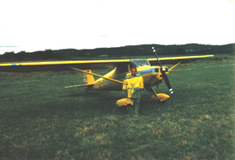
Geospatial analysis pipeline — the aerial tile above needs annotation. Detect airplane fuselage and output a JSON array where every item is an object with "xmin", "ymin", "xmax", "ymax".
[{"xmin": 88, "ymin": 65, "xmax": 168, "ymax": 91}]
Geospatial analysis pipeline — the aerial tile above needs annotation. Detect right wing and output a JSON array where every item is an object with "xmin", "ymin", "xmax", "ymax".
[{"xmin": 0, "ymin": 59, "xmax": 130, "ymax": 72}]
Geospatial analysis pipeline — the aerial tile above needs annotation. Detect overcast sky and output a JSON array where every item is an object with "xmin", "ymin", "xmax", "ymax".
[{"xmin": 0, "ymin": 0, "xmax": 234, "ymax": 54}]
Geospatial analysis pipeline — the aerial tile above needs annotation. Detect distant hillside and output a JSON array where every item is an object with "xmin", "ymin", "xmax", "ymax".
[
  {"xmin": 0, "ymin": 43, "xmax": 234, "ymax": 61},
  {"xmin": 50, "ymin": 43, "xmax": 234, "ymax": 58}
]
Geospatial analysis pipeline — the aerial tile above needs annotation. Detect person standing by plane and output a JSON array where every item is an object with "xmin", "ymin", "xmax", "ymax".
[{"xmin": 123, "ymin": 67, "xmax": 144, "ymax": 117}]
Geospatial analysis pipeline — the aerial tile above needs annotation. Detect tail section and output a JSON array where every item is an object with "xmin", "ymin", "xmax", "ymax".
[
  {"xmin": 83, "ymin": 70, "xmax": 95, "ymax": 84},
  {"xmin": 65, "ymin": 70, "xmax": 95, "ymax": 89}
]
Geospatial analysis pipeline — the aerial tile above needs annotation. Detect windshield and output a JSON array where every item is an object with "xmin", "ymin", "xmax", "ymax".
[{"xmin": 130, "ymin": 59, "xmax": 150, "ymax": 67}]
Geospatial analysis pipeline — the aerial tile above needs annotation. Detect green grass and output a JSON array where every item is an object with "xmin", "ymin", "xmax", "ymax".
[{"xmin": 0, "ymin": 55, "xmax": 234, "ymax": 159}]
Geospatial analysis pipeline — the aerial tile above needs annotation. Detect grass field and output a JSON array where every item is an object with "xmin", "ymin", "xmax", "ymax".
[{"xmin": 0, "ymin": 54, "xmax": 234, "ymax": 159}]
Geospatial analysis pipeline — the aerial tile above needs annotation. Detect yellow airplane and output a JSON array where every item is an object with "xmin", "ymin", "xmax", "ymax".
[{"xmin": 0, "ymin": 48, "xmax": 214, "ymax": 102}]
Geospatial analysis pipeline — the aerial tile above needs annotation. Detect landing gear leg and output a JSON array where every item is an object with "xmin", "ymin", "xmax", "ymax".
[
  {"xmin": 133, "ymin": 98, "xmax": 140, "ymax": 117},
  {"xmin": 127, "ymin": 104, "xmax": 134, "ymax": 116}
]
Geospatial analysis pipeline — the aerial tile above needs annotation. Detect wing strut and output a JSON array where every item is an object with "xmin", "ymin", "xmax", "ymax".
[{"xmin": 169, "ymin": 61, "xmax": 182, "ymax": 71}]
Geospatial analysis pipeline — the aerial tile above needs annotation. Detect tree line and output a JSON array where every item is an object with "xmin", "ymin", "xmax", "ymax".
[{"xmin": 0, "ymin": 43, "xmax": 234, "ymax": 62}]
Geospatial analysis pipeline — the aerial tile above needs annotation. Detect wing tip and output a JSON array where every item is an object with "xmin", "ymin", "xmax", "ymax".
[{"xmin": 207, "ymin": 55, "xmax": 214, "ymax": 57}]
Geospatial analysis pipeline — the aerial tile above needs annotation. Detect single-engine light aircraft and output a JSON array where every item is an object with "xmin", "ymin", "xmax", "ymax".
[{"xmin": 0, "ymin": 48, "xmax": 214, "ymax": 103}]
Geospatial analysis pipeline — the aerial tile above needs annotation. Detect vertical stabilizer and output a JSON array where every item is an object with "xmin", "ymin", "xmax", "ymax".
[{"xmin": 83, "ymin": 70, "xmax": 95, "ymax": 84}]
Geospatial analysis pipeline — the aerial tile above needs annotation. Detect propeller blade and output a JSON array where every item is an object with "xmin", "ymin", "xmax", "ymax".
[
  {"xmin": 161, "ymin": 70, "xmax": 173, "ymax": 94},
  {"xmin": 152, "ymin": 47, "xmax": 173, "ymax": 94},
  {"xmin": 152, "ymin": 47, "xmax": 162, "ymax": 68}
]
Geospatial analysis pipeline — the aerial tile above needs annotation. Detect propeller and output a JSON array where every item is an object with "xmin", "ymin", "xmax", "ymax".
[{"xmin": 152, "ymin": 47, "xmax": 173, "ymax": 94}]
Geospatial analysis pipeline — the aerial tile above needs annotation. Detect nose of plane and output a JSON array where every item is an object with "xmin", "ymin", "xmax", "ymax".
[
  {"xmin": 162, "ymin": 67, "xmax": 169, "ymax": 75},
  {"xmin": 155, "ymin": 66, "xmax": 169, "ymax": 79}
]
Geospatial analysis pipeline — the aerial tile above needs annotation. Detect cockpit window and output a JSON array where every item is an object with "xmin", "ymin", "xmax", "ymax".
[{"xmin": 130, "ymin": 59, "xmax": 150, "ymax": 68}]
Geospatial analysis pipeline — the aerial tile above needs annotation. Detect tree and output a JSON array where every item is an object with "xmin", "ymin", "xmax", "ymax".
[
  {"xmin": 3, "ymin": 51, "xmax": 15, "ymax": 60},
  {"xmin": 175, "ymin": 48, "xmax": 186, "ymax": 55}
]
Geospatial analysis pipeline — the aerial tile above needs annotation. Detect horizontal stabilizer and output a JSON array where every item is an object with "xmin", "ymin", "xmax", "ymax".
[{"xmin": 65, "ymin": 83, "xmax": 94, "ymax": 88}]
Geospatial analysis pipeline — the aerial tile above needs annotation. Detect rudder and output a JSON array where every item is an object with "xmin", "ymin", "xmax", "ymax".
[{"xmin": 83, "ymin": 70, "xmax": 95, "ymax": 84}]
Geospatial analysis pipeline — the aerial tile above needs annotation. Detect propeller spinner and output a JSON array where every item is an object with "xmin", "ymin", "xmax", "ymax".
[{"xmin": 152, "ymin": 47, "xmax": 173, "ymax": 94}]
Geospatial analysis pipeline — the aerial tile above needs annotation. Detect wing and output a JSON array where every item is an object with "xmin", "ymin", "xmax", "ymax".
[
  {"xmin": 0, "ymin": 59, "xmax": 130, "ymax": 72},
  {"xmin": 0, "ymin": 55, "xmax": 214, "ymax": 72},
  {"xmin": 148, "ymin": 55, "xmax": 214, "ymax": 65}
]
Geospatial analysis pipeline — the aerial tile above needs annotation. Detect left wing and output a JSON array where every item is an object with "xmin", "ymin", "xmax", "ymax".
[
  {"xmin": 0, "ymin": 55, "xmax": 214, "ymax": 72},
  {"xmin": 148, "ymin": 55, "xmax": 214, "ymax": 65}
]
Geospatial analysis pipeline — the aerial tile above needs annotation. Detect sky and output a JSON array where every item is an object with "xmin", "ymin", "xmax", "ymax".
[{"xmin": 0, "ymin": 0, "xmax": 234, "ymax": 54}]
